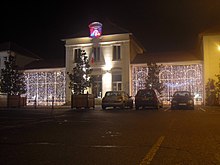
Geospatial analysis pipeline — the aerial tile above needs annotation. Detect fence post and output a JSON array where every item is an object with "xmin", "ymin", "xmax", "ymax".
[
  {"xmin": 52, "ymin": 96, "xmax": 54, "ymax": 109},
  {"xmin": 34, "ymin": 97, "xmax": 37, "ymax": 109}
]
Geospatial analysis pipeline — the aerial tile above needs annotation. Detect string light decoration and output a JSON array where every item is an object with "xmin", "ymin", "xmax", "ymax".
[
  {"xmin": 24, "ymin": 69, "xmax": 66, "ymax": 106},
  {"xmin": 132, "ymin": 64, "xmax": 203, "ymax": 104}
]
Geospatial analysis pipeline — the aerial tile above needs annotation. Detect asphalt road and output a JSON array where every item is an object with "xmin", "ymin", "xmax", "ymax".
[{"xmin": 0, "ymin": 106, "xmax": 220, "ymax": 165}]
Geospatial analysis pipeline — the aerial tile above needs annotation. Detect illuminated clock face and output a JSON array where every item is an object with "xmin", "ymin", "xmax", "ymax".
[{"xmin": 90, "ymin": 27, "xmax": 102, "ymax": 38}]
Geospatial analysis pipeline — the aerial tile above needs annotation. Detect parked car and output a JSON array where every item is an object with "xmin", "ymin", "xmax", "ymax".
[
  {"xmin": 102, "ymin": 91, "xmax": 133, "ymax": 110},
  {"xmin": 135, "ymin": 89, "xmax": 163, "ymax": 110},
  {"xmin": 171, "ymin": 91, "xmax": 194, "ymax": 110}
]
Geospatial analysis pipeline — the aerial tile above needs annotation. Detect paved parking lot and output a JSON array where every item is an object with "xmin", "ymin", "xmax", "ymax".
[{"xmin": 0, "ymin": 105, "xmax": 220, "ymax": 164}]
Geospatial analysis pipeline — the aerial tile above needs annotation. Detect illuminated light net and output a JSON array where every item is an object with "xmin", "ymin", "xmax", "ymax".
[
  {"xmin": 24, "ymin": 69, "xmax": 66, "ymax": 106},
  {"xmin": 132, "ymin": 64, "xmax": 203, "ymax": 104}
]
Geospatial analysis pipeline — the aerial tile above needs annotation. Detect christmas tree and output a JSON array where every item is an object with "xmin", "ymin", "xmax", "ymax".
[
  {"xmin": 0, "ymin": 55, "xmax": 26, "ymax": 95},
  {"xmin": 67, "ymin": 49, "xmax": 93, "ymax": 94},
  {"xmin": 145, "ymin": 62, "xmax": 164, "ymax": 93}
]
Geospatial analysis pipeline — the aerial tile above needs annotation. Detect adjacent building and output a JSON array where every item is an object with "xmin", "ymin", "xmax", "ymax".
[
  {"xmin": 200, "ymin": 26, "xmax": 220, "ymax": 102},
  {"xmin": 131, "ymin": 51, "xmax": 203, "ymax": 104},
  {"xmin": 0, "ymin": 42, "xmax": 66, "ymax": 106},
  {"xmin": 0, "ymin": 42, "xmax": 40, "ymax": 70}
]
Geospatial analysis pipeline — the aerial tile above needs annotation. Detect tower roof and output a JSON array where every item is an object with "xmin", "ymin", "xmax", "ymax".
[{"xmin": 199, "ymin": 25, "xmax": 220, "ymax": 36}]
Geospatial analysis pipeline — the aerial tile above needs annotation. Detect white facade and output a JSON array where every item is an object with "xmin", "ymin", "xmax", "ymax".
[
  {"xmin": 202, "ymin": 33, "xmax": 220, "ymax": 104},
  {"xmin": 64, "ymin": 33, "xmax": 144, "ymax": 102}
]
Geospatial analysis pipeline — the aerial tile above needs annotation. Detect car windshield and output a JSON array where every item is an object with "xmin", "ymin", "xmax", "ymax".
[
  {"xmin": 174, "ymin": 91, "xmax": 191, "ymax": 97},
  {"xmin": 137, "ymin": 90, "xmax": 155, "ymax": 97},
  {"xmin": 105, "ymin": 91, "xmax": 122, "ymax": 97}
]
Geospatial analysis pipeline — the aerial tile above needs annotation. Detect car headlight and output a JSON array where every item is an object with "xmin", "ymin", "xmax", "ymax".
[{"xmin": 188, "ymin": 100, "xmax": 193, "ymax": 104}]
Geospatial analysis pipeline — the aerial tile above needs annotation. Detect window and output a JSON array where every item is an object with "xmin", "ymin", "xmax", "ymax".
[
  {"xmin": 74, "ymin": 49, "xmax": 81, "ymax": 62},
  {"xmin": 113, "ymin": 45, "xmax": 121, "ymax": 61},
  {"xmin": 92, "ymin": 47, "xmax": 101, "ymax": 62},
  {"xmin": 4, "ymin": 56, "xmax": 8, "ymax": 62},
  {"xmin": 112, "ymin": 74, "xmax": 122, "ymax": 91},
  {"xmin": 1, "ymin": 56, "xmax": 8, "ymax": 68},
  {"xmin": 113, "ymin": 82, "xmax": 122, "ymax": 91}
]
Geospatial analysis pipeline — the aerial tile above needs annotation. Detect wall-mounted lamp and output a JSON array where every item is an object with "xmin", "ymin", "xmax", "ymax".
[{"xmin": 103, "ymin": 57, "xmax": 112, "ymax": 72}]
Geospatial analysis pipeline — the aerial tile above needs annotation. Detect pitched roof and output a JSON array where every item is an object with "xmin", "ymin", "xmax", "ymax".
[
  {"xmin": 199, "ymin": 25, "xmax": 220, "ymax": 36},
  {"xmin": 23, "ymin": 58, "xmax": 65, "ymax": 70},
  {"xmin": 0, "ymin": 42, "xmax": 41, "ymax": 59},
  {"xmin": 63, "ymin": 19, "xmax": 130, "ymax": 39},
  {"xmin": 131, "ymin": 50, "xmax": 202, "ymax": 64}
]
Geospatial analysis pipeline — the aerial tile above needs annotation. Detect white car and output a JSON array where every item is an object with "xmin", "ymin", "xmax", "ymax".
[{"xmin": 102, "ymin": 91, "xmax": 133, "ymax": 110}]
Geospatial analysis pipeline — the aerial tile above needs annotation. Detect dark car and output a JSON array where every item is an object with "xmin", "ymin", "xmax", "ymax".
[
  {"xmin": 102, "ymin": 91, "xmax": 133, "ymax": 110},
  {"xmin": 171, "ymin": 91, "xmax": 194, "ymax": 110},
  {"xmin": 135, "ymin": 89, "xmax": 163, "ymax": 110}
]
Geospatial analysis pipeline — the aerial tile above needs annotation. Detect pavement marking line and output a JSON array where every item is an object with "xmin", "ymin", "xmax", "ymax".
[
  {"xmin": 199, "ymin": 107, "xmax": 206, "ymax": 112},
  {"xmin": 140, "ymin": 136, "xmax": 165, "ymax": 165},
  {"xmin": 163, "ymin": 107, "xmax": 170, "ymax": 111}
]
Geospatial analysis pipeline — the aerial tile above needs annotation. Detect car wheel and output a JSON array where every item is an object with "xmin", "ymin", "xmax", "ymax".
[
  {"xmin": 120, "ymin": 103, "xmax": 125, "ymax": 109},
  {"xmin": 129, "ymin": 102, "xmax": 133, "ymax": 109},
  {"xmin": 135, "ymin": 105, "xmax": 139, "ymax": 110}
]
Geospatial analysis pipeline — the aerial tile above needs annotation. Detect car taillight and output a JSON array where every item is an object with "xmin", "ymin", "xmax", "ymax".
[{"xmin": 117, "ymin": 96, "xmax": 123, "ymax": 101}]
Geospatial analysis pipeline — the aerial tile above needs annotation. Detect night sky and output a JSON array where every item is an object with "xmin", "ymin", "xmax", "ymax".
[{"xmin": 1, "ymin": 0, "xmax": 220, "ymax": 59}]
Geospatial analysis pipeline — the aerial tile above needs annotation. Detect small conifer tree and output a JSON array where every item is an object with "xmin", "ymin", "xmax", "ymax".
[
  {"xmin": 67, "ymin": 49, "xmax": 93, "ymax": 94},
  {"xmin": 0, "ymin": 55, "xmax": 26, "ymax": 95},
  {"xmin": 205, "ymin": 78, "xmax": 216, "ymax": 105},
  {"xmin": 145, "ymin": 62, "xmax": 164, "ymax": 93}
]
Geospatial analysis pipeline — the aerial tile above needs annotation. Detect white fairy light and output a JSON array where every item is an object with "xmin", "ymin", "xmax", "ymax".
[
  {"xmin": 132, "ymin": 64, "xmax": 203, "ymax": 103},
  {"xmin": 24, "ymin": 70, "xmax": 66, "ymax": 106}
]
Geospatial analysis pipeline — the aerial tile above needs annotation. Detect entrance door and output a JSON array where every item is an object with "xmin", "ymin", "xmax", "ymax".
[{"xmin": 92, "ymin": 75, "xmax": 102, "ymax": 98}]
